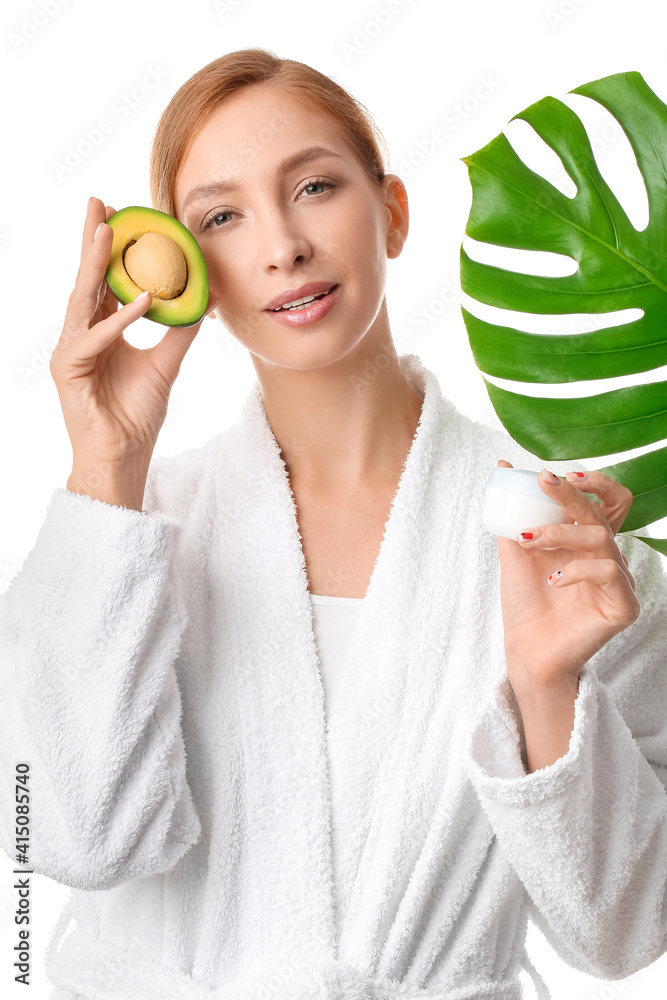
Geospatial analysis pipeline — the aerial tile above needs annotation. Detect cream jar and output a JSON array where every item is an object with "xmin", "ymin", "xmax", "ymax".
[{"xmin": 482, "ymin": 467, "xmax": 570, "ymax": 541}]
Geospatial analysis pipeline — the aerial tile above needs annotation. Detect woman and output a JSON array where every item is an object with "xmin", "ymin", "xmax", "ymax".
[{"xmin": 2, "ymin": 48, "xmax": 667, "ymax": 1000}]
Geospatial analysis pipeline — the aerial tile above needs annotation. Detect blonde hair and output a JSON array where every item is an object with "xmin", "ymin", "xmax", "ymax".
[{"xmin": 149, "ymin": 47, "xmax": 390, "ymax": 218}]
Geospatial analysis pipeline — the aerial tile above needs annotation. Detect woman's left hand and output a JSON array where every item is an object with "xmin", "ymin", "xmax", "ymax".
[{"xmin": 497, "ymin": 460, "xmax": 641, "ymax": 693}]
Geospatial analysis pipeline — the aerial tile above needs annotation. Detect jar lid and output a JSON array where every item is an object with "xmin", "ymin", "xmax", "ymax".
[{"xmin": 487, "ymin": 467, "xmax": 561, "ymax": 506}]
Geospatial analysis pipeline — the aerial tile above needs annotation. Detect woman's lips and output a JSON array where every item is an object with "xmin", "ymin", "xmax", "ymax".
[
  {"xmin": 263, "ymin": 284, "xmax": 339, "ymax": 327},
  {"xmin": 264, "ymin": 280, "xmax": 337, "ymax": 310}
]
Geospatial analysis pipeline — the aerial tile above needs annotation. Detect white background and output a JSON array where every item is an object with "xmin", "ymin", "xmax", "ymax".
[{"xmin": 1, "ymin": 0, "xmax": 667, "ymax": 997}]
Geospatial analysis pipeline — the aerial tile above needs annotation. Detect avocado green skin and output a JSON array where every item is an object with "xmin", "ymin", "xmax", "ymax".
[{"xmin": 104, "ymin": 206, "xmax": 209, "ymax": 328}]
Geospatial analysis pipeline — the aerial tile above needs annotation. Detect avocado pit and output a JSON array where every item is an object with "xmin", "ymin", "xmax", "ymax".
[{"xmin": 123, "ymin": 231, "xmax": 187, "ymax": 300}]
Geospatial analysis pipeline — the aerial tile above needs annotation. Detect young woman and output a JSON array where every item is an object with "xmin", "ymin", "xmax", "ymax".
[{"xmin": 2, "ymin": 48, "xmax": 667, "ymax": 1000}]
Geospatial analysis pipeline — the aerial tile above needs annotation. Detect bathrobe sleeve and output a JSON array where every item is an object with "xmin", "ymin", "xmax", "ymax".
[
  {"xmin": 467, "ymin": 532, "xmax": 667, "ymax": 980},
  {"xmin": 0, "ymin": 487, "xmax": 201, "ymax": 891}
]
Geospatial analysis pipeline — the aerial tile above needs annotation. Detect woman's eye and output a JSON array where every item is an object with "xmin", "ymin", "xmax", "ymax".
[
  {"xmin": 299, "ymin": 179, "xmax": 336, "ymax": 197},
  {"xmin": 199, "ymin": 179, "xmax": 336, "ymax": 232},
  {"xmin": 201, "ymin": 210, "xmax": 234, "ymax": 231}
]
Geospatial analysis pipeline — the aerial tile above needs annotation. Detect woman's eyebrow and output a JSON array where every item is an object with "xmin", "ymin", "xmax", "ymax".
[{"xmin": 181, "ymin": 146, "xmax": 344, "ymax": 212}]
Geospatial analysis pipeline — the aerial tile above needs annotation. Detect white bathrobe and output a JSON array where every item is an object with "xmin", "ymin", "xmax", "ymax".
[{"xmin": 1, "ymin": 353, "xmax": 666, "ymax": 1000}]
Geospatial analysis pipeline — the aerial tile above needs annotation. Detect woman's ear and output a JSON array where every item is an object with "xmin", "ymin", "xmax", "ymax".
[{"xmin": 381, "ymin": 174, "xmax": 409, "ymax": 259}]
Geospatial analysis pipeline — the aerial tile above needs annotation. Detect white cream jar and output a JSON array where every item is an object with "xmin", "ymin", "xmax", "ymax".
[{"xmin": 482, "ymin": 467, "xmax": 570, "ymax": 541}]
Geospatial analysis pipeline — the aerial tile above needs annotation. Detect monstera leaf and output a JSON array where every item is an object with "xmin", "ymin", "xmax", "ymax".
[{"xmin": 460, "ymin": 70, "xmax": 667, "ymax": 555}]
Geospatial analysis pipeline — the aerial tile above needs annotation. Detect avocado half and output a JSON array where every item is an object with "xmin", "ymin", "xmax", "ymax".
[{"xmin": 105, "ymin": 206, "xmax": 209, "ymax": 327}]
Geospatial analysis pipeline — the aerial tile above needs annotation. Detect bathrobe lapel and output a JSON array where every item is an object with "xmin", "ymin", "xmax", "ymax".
[{"xmin": 216, "ymin": 354, "xmax": 503, "ymax": 974}]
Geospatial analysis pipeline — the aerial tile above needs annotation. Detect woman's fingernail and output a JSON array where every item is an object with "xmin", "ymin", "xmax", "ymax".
[
  {"xmin": 518, "ymin": 529, "xmax": 540, "ymax": 541},
  {"xmin": 566, "ymin": 471, "xmax": 588, "ymax": 481},
  {"xmin": 134, "ymin": 290, "xmax": 151, "ymax": 302},
  {"xmin": 548, "ymin": 570, "xmax": 563, "ymax": 585},
  {"xmin": 542, "ymin": 469, "xmax": 561, "ymax": 485},
  {"xmin": 94, "ymin": 222, "xmax": 105, "ymax": 241}
]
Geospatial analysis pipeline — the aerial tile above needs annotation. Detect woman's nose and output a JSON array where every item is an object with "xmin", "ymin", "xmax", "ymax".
[{"xmin": 258, "ymin": 210, "xmax": 312, "ymax": 270}]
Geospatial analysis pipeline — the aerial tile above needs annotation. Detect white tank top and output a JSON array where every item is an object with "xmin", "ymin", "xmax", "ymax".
[{"xmin": 309, "ymin": 593, "xmax": 364, "ymax": 717}]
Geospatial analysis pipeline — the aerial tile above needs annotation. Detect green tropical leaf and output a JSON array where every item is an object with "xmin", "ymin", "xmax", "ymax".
[
  {"xmin": 597, "ymin": 444, "xmax": 667, "ymax": 531},
  {"xmin": 460, "ymin": 69, "xmax": 667, "ymax": 548},
  {"xmin": 631, "ymin": 535, "xmax": 667, "ymax": 556}
]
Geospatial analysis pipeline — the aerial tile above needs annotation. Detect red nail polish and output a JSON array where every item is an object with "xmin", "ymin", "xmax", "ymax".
[
  {"xmin": 520, "ymin": 532, "xmax": 534, "ymax": 540},
  {"xmin": 574, "ymin": 472, "xmax": 586, "ymax": 478}
]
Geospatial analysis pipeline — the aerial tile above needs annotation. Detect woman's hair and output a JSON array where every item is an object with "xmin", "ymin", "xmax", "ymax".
[{"xmin": 149, "ymin": 47, "xmax": 390, "ymax": 218}]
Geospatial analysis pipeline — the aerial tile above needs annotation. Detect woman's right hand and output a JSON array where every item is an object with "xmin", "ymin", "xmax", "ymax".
[{"xmin": 50, "ymin": 196, "xmax": 206, "ymax": 508}]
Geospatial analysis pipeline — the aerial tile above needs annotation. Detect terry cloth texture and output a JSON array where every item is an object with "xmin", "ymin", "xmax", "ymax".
[{"xmin": 1, "ymin": 354, "xmax": 666, "ymax": 1000}]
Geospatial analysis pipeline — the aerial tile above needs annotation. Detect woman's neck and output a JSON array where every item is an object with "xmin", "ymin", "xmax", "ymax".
[{"xmin": 253, "ymin": 336, "xmax": 423, "ymax": 495}]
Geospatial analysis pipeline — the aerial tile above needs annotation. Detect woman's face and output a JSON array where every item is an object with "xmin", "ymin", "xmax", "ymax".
[{"xmin": 174, "ymin": 83, "xmax": 408, "ymax": 370}]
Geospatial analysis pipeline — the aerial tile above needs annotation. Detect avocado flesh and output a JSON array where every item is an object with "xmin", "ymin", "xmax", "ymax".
[{"xmin": 105, "ymin": 206, "xmax": 209, "ymax": 327}]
